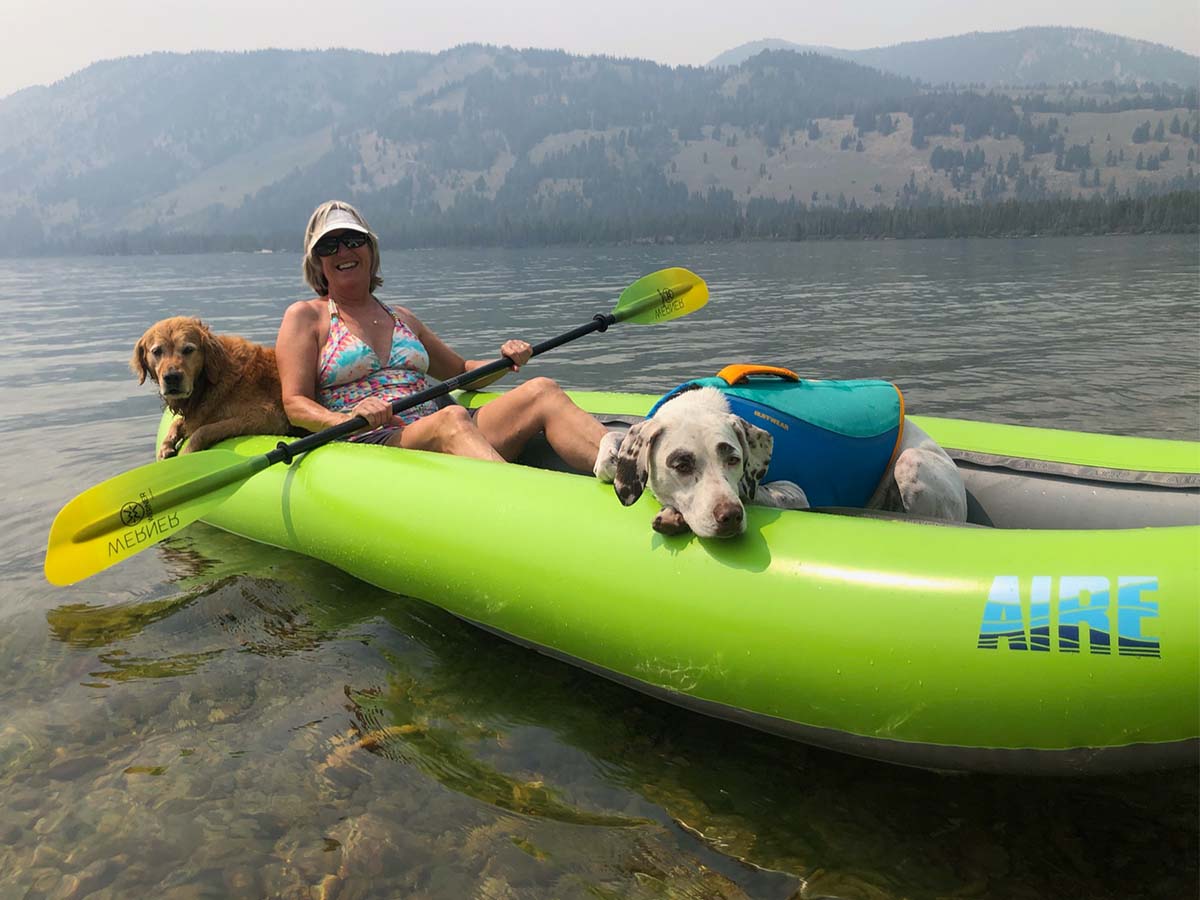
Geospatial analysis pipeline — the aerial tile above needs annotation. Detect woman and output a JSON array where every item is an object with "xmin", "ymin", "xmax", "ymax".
[{"xmin": 276, "ymin": 200, "xmax": 611, "ymax": 472}]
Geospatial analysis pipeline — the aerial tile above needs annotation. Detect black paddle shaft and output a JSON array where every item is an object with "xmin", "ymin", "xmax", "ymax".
[{"xmin": 266, "ymin": 313, "xmax": 616, "ymax": 465}]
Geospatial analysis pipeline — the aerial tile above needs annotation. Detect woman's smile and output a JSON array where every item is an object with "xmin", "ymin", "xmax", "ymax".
[{"xmin": 322, "ymin": 239, "xmax": 371, "ymax": 290}]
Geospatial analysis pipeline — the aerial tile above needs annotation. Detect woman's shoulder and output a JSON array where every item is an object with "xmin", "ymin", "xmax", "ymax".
[
  {"xmin": 283, "ymin": 297, "xmax": 326, "ymax": 322},
  {"xmin": 384, "ymin": 300, "xmax": 416, "ymax": 316},
  {"xmin": 387, "ymin": 303, "xmax": 423, "ymax": 328}
]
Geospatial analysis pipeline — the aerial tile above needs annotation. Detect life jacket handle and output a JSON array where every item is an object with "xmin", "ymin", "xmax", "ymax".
[{"xmin": 715, "ymin": 364, "xmax": 801, "ymax": 385}]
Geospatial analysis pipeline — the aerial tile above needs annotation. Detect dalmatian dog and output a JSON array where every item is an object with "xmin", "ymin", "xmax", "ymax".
[
  {"xmin": 593, "ymin": 385, "xmax": 967, "ymax": 537},
  {"xmin": 593, "ymin": 386, "xmax": 808, "ymax": 537}
]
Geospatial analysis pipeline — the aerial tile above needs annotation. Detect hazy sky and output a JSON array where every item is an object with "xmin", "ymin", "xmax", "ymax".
[{"xmin": 3, "ymin": 0, "xmax": 1197, "ymax": 99}]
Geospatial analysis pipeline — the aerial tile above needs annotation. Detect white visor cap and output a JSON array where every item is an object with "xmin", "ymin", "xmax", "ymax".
[{"xmin": 307, "ymin": 209, "xmax": 370, "ymax": 255}]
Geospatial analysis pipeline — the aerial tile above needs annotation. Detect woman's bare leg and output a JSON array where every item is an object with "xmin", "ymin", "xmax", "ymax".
[
  {"xmin": 390, "ymin": 405, "xmax": 504, "ymax": 461},
  {"xmin": 473, "ymin": 377, "xmax": 607, "ymax": 472}
]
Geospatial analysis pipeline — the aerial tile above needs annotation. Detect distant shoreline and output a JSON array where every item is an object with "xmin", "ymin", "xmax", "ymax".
[
  {"xmin": 10, "ymin": 190, "xmax": 1197, "ymax": 259},
  {"xmin": 9, "ymin": 231, "xmax": 1198, "ymax": 261}
]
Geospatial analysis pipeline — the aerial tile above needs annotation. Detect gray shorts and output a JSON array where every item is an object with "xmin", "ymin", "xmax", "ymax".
[{"xmin": 341, "ymin": 395, "xmax": 477, "ymax": 445}]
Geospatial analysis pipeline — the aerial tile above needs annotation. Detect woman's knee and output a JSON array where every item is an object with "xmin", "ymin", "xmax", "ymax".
[
  {"xmin": 515, "ymin": 376, "xmax": 566, "ymax": 406},
  {"xmin": 431, "ymin": 404, "xmax": 475, "ymax": 436},
  {"xmin": 402, "ymin": 405, "xmax": 477, "ymax": 451}
]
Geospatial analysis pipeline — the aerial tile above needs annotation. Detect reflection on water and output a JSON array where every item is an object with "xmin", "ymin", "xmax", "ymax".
[
  {"xmin": 2, "ymin": 238, "xmax": 1197, "ymax": 898},
  {"xmin": 340, "ymin": 684, "xmax": 651, "ymax": 828},
  {"xmin": 48, "ymin": 594, "xmax": 198, "ymax": 648}
]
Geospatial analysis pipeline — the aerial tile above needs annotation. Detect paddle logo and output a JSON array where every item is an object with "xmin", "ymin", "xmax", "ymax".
[
  {"xmin": 652, "ymin": 286, "xmax": 685, "ymax": 320},
  {"xmin": 977, "ymin": 575, "xmax": 1161, "ymax": 658},
  {"xmin": 108, "ymin": 490, "xmax": 181, "ymax": 558},
  {"xmin": 120, "ymin": 499, "xmax": 148, "ymax": 526}
]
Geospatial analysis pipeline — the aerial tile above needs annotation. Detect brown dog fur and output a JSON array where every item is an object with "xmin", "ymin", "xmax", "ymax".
[{"xmin": 131, "ymin": 316, "xmax": 293, "ymax": 459}]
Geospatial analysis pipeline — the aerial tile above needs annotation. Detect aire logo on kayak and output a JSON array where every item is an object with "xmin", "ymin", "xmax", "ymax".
[{"xmin": 977, "ymin": 576, "xmax": 1160, "ymax": 658}]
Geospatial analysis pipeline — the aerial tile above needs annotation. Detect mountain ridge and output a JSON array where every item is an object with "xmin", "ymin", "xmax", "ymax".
[
  {"xmin": 707, "ymin": 27, "xmax": 1200, "ymax": 87},
  {"xmin": 0, "ymin": 42, "xmax": 1196, "ymax": 254}
]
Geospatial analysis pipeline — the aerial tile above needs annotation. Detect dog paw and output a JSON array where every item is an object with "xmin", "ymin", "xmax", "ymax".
[
  {"xmin": 157, "ymin": 444, "xmax": 178, "ymax": 461},
  {"xmin": 652, "ymin": 507, "xmax": 691, "ymax": 535},
  {"xmin": 893, "ymin": 448, "xmax": 968, "ymax": 522},
  {"xmin": 757, "ymin": 480, "xmax": 810, "ymax": 510},
  {"xmin": 593, "ymin": 430, "xmax": 622, "ymax": 482}
]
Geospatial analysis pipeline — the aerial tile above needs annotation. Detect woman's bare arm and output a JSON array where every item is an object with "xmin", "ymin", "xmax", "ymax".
[{"xmin": 400, "ymin": 307, "xmax": 529, "ymax": 390}]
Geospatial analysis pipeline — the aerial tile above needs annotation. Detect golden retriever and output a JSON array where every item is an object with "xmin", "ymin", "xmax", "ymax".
[{"xmin": 131, "ymin": 316, "xmax": 292, "ymax": 460}]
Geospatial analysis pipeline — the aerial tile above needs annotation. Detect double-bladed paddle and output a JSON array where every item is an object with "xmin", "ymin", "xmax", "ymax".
[{"xmin": 45, "ymin": 267, "xmax": 708, "ymax": 586}]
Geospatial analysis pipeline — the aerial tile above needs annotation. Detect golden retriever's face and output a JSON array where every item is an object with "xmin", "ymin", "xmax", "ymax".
[{"xmin": 131, "ymin": 317, "xmax": 222, "ymax": 402}]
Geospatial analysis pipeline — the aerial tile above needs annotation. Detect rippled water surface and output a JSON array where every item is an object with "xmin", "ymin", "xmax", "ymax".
[{"xmin": 1, "ymin": 237, "xmax": 1197, "ymax": 898}]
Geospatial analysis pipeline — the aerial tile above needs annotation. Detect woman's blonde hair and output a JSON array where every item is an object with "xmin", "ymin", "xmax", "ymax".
[{"xmin": 301, "ymin": 200, "xmax": 383, "ymax": 296}]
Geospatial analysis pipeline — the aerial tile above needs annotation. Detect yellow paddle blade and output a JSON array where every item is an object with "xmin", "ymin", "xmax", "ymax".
[
  {"xmin": 612, "ymin": 267, "xmax": 708, "ymax": 324},
  {"xmin": 45, "ymin": 449, "xmax": 263, "ymax": 586}
]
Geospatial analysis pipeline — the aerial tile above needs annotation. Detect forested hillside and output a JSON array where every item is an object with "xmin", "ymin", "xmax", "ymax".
[
  {"xmin": 0, "ymin": 44, "xmax": 1196, "ymax": 255},
  {"xmin": 709, "ymin": 28, "xmax": 1200, "ymax": 87}
]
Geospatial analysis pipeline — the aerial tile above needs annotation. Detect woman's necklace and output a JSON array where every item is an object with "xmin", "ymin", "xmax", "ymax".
[{"xmin": 338, "ymin": 295, "xmax": 381, "ymax": 325}]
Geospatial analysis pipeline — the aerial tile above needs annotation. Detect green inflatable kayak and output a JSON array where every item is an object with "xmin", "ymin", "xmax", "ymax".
[{"xmin": 157, "ymin": 391, "xmax": 1200, "ymax": 775}]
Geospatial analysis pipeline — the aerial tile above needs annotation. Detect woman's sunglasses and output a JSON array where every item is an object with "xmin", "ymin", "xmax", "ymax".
[{"xmin": 313, "ymin": 233, "xmax": 368, "ymax": 257}]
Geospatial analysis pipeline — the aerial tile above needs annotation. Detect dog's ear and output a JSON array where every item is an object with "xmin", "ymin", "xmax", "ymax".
[
  {"xmin": 199, "ymin": 325, "xmax": 231, "ymax": 387},
  {"xmin": 731, "ymin": 416, "xmax": 773, "ymax": 501},
  {"xmin": 130, "ymin": 332, "xmax": 153, "ymax": 384},
  {"xmin": 613, "ymin": 419, "xmax": 662, "ymax": 506}
]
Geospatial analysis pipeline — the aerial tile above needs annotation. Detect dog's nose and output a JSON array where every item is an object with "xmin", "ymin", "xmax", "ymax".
[
  {"xmin": 713, "ymin": 500, "xmax": 744, "ymax": 536},
  {"xmin": 162, "ymin": 371, "xmax": 183, "ymax": 392}
]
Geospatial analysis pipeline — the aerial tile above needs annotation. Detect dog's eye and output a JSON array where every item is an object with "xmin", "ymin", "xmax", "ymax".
[
  {"xmin": 181, "ymin": 345, "xmax": 196, "ymax": 355},
  {"xmin": 715, "ymin": 442, "xmax": 741, "ymax": 468},
  {"xmin": 150, "ymin": 347, "xmax": 163, "ymax": 358},
  {"xmin": 668, "ymin": 453, "xmax": 695, "ymax": 474}
]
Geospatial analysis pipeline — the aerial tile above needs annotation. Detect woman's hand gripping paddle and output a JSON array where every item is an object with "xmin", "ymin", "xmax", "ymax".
[{"xmin": 44, "ymin": 267, "xmax": 708, "ymax": 586}]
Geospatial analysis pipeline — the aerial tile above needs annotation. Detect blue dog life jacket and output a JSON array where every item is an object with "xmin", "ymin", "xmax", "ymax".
[{"xmin": 646, "ymin": 365, "xmax": 905, "ymax": 508}]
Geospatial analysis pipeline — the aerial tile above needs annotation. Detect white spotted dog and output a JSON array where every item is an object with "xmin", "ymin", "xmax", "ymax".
[
  {"xmin": 593, "ymin": 386, "xmax": 809, "ymax": 537},
  {"xmin": 593, "ymin": 383, "xmax": 968, "ymax": 537},
  {"xmin": 863, "ymin": 420, "xmax": 969, "ymax": 523}
]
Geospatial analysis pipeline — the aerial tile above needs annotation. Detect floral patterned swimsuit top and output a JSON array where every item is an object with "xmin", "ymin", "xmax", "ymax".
[{"xmin": 317, "ymin": 297, "xmax": 441, "ymax": 425}]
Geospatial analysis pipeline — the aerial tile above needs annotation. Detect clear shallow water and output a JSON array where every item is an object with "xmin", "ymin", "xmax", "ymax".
[{"xmin": 1, "ymin": 237, "xmax": 1197, "ymax": 898}]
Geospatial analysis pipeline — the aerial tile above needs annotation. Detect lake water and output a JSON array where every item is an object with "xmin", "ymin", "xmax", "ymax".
[{"xmin": 1, "ymin": 236, "xmax": 1197, "ymax": 898}]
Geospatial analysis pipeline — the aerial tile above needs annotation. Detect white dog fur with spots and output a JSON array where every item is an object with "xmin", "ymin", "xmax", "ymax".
[{"xmin": 593, "ymin": 385, "xmax": 967, "ymax": 537}]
